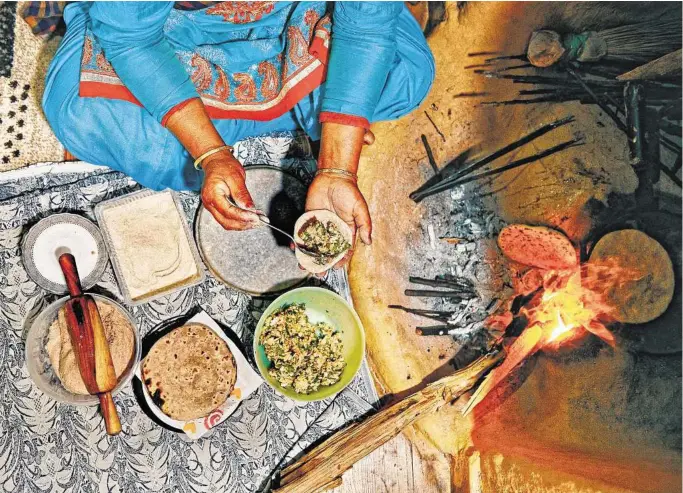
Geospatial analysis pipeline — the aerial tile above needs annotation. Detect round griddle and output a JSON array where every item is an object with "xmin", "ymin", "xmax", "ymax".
[
  {"xmin": 195, "ymin": 166, "xmax": 309, "ymax": 295},
  {"xmin": 22, "ymin": 213, "xmax": 108, "ymax": 294}
]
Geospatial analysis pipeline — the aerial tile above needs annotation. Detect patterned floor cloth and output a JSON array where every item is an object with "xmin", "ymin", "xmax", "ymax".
[
  {"xmin": 0, "ymin": 132, "xmax": 378, "ymax": 493},
  {"xmin": 0, "ymin": 3, "xmax": 64, "ymax": 172}
]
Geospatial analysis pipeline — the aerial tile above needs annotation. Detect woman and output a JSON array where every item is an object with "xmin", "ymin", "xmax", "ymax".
[{"xmin": 42, "ymin": 1, "xmax": 434, "ymax": 266}]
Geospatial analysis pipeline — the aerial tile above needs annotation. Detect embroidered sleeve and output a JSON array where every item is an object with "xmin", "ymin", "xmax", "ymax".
[
  {"xmin": 89, "ymin": 2, "xmax": 198, "ymax": 123},
  {"xmin": 322, "ymin": 2, "xmax": 403, "ymax": 121}
]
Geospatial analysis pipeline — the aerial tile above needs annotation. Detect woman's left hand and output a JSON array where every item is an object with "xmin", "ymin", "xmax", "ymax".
[
  {"xmin": 305, "ymin": 122, "xmax": 374, "ymax": 270},
  {"xmin": 305, "ymin": 172, "xmax": 372, "ymax": 269}
]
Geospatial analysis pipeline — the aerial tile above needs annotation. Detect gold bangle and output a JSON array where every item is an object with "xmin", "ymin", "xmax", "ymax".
[
  {"xmin": 315, "ymin": 168, "xmax": 357, "ymax": 182},
  {"xmin": 193, "ymin": 145, "xmax": 234, "ymax": 170}
]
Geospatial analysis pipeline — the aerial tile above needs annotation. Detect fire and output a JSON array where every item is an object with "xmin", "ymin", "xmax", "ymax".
[
  {"xmin": 547, "ymin": 312, "xmax": 573, "ymax": 343},
  {"xmin": 467, "ymin": 256, "xmax": 640, "ymax": 415},
  {"xmin": 512, "ymin": 262, "xmax": 631, "ymax": 350}
]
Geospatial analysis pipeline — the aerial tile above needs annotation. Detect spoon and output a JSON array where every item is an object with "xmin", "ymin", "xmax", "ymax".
[{"xmin": 224, "ymin": 196, "xmax": 324, "ymax": 258}]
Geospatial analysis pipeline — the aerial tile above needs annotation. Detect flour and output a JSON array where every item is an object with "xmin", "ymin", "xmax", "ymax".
[{"xmin": 101, "ymin": 191, "xmax": 199, "ymax": 301}]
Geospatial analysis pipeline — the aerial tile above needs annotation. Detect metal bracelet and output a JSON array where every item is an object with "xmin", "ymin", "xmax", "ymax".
[
  {"xmin": 193, "ymin": 145, "xmax": 234, "ymax": 170},
  {"xmin": 315, "ymin": 168, "xmax": 358, "ymax": 182}
]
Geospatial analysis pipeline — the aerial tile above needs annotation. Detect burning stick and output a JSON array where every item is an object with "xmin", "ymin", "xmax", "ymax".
[
  {"xmin": 463, "ymin": 325, "xmax": 543, "ymax": 415},
  {"xmin": 274, "ymin": 351, "xmax": 504, "ymax": 493},
  {"xmin": 408, "ymin": 275, "xmax": 474, "ymax": 290},
  {"xmin": 410, "ymin": 148, "xmax": 473, "ymax": 199},
  {"xmin": 388, "ymin": 305, "xmax": 453, "ymax": 323},
  {"xmin": 404, "ymin": 289, "xmax": 475, "ymax": 299},
  {"xmin": 413, "ymin": 135, "xmax": 582, "ymax": 201},
  {"xmin": 416, "ymin": 321, "xmax": 485, "ymax": 337}
]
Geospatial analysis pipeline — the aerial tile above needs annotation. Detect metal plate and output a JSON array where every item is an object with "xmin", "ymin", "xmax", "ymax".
[
  {"xmin": 21, "ymin": 213, "xmax": 108, "ymax": 294},
  {"xmin": 195, "ymin": 166, "xmax": 309, "ymax": 296}
]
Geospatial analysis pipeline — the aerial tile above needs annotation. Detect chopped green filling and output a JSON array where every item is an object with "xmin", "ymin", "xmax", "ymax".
[
  {"xmin": 299, "ymin": 219, "xmax": 351, "ymax": 265},
  {"xmin": 260, "ymin": 304, "xmax": 346, "ymax": 394}
]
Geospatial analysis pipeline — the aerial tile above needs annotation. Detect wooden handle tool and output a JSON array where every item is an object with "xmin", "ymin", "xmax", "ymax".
[{"xmin": 59, "ymin": 253, "xmax": 122, "ymax": 435}]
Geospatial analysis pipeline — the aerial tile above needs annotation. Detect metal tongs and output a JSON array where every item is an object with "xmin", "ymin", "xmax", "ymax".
[{"xmin": 224, "ymin": 196, "xmax": 324, "ymax": 258}]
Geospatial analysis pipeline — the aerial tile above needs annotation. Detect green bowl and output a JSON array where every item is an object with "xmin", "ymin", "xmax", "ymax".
[{"xmin": 253, "ymin": 287, "xmax": 366, "ymax": 402}]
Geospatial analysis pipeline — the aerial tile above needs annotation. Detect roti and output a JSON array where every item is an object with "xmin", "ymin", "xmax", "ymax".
[
  {"xmin": 588, "ymin": 229, "xmax": 675, "ymax": 324},
  {"xmin": 294, "ymin": 210, "xmax": 353, "ymax": 274},
  {"xmin": 141, "ymin": 324, "xmax": 237, "ymax": 421},
  {"xmin": 498, "ymin": 224, "xmax": 577, "ymax": 270}
]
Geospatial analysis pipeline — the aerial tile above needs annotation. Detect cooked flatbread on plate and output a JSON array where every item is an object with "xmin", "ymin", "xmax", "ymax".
[{"xmin": 141, "ymin": 323, "xmax": 237, "ymax": 421}]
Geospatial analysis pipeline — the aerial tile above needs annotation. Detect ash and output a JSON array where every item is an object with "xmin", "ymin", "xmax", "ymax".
[{"xmin": 406, "ymin": 184, "xmax": 511, "ymax": 349}]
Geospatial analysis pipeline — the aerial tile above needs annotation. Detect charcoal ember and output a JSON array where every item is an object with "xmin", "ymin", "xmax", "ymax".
[
  {"xmin": 520, "ymin": 268, "xmax": 544, "ymax": 293},
  {"xmin": 511, "ymin": 287, "xmax": 543, "ymax": 314},
  {"xmin": 504, "ymin": 315, "xmax": 529, "ymax": 337}
]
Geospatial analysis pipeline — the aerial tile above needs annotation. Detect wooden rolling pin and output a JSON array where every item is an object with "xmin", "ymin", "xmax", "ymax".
[{"xmin": 58, "ymin": 253, "xmax": 122, "ymax": 435}]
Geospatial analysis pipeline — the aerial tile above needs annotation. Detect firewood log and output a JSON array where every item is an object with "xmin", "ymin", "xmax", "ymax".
[{"xmin": 274, "ymin": 351, "xmax": 504, "ymax": 493}]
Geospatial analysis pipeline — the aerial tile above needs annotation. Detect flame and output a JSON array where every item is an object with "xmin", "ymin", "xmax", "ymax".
[
  {"xmin": 517, "ymin": 263, "xmax": 629, "ymax": 350},
  {"xmin": 547, "ymin": 312, "xmax": 574, "ymax": 343}
]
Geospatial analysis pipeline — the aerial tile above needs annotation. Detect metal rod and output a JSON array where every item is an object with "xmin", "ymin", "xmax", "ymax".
[
  {"xmin": 412, "ymin": 116, "xmax": 575, "ymax": 202},
  {"xmin": 421, "ymin": 135, "xmax": 439, "ymax": 175},
  {"xmin": 567, "ymin": 66, "xmax": 627, "ymax": 132},
  {"xmin": 444, "ymin": 138, "xmax": 584, "ymax": 188}
]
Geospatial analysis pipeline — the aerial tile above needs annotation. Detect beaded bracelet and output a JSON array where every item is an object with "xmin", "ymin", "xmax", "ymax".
[{"xmin": 193, "ymin": 145, "xmax": 234, "ymax": 170}]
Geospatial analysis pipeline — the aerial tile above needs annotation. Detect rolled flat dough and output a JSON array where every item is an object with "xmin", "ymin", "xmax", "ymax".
[{"xmin": 102, "ymin": 192, "xmax": 199, "ymax": 301}]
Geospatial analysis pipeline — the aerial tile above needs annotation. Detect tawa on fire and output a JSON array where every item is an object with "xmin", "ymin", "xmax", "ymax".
[{"xmin": 0, "ymin": 2, "xmax": 680, "ymax": 492}]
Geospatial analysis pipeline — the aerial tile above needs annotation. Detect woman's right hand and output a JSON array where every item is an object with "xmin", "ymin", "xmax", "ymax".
[{"xmin": 200, "ymin": 150, "xmax": 261, "ymax": 230}]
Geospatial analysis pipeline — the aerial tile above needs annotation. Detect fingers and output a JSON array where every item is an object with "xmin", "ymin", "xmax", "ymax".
[
  {"xmin": 353, "ymin": 195, "xmax": 372, "ymax": 245},
  {"xmin": 333, "ymin": 248, "xmax": 354, "ymax": 270},
  {"xmin": 203, "ymin": 181, "xmax": 260, "ymax": 230},
  {"xmin": 230, "ymin": 177, "xmax": 257, "ymax": 211},
  {"xmin": 363, "ymin": 130, "xmax": 375, "ymax": 146},
  {"xmin": 205, "ymin": 203, "xmax": 256, "ymax": 231}
]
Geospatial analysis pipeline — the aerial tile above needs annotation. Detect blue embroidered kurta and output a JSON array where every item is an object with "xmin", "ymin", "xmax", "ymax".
[{"xmin": 42, "ymin": 1, "xmax": 435, "ymax": 191}]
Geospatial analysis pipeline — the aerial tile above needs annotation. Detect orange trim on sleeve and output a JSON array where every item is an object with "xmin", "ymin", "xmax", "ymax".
[
  {"xmin": 319, "ymin": 111, "xmax": 370, "ymax": 130},
  {"xmin": 161, "ymin": 98, "xmax": 199, "ymax": 127}
]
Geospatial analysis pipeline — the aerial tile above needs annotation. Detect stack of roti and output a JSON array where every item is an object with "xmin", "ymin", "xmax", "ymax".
[
  {"xmin": 46, "ymin": 299, "xmax": 135, "ymax": 395},
  {"xmin": 141, "ymin": 324, "xmax": 237, "ymax": 421}
]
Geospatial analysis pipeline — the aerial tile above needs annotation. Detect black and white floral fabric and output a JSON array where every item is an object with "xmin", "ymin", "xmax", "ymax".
[{"xmin": 0, "ymin": 132, "xmax": 377, "ymax": 492}]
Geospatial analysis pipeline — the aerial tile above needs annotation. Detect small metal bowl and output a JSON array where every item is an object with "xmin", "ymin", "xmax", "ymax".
[{"xmin": 25, "ymin": 294, "xmax": 141, "ymax": 405}]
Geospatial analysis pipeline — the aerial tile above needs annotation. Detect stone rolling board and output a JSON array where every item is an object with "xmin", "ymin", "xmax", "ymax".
[{"xmin": 196, "ymin": 165, "xmax": 309, "ymax": 295}]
